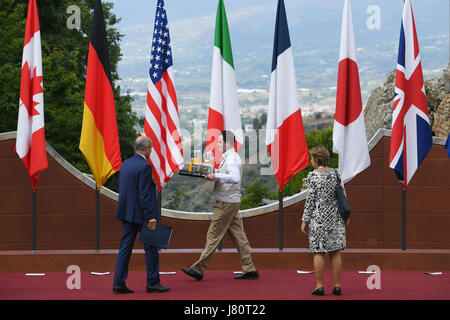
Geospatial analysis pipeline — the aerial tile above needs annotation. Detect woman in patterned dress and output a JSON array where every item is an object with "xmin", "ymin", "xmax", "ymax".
[{"xmin": 301, "ymin": 146, "xmax": 349, "ymax": 296}]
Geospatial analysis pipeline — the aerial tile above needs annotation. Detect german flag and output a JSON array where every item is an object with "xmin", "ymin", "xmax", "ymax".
[{"xmin": 79, "ymin": 0, "xmax": 121, "ymax": 188}]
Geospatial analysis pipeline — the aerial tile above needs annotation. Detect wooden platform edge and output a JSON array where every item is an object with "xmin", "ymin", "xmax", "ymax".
[{"xmin": 1, "ymin": 249, "xmax": 449, "ymax": 273}]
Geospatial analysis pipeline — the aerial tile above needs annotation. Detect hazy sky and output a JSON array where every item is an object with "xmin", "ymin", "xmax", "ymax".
[
  {"xmin": 108, "ymin": 0, "xmax": 449, "ymax": 68},
  {"xmin": 108, "ymin": 0, "xmax": 449, "ymax": 96}
]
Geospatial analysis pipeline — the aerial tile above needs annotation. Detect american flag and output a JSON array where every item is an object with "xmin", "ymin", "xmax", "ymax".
[
  {"xmin": 144, "ymin": 0, "xmax": 184, "ymax": 191},
  {"xmin": 389, "ymin": 0, "xmax": 432, "ymax": 188}
]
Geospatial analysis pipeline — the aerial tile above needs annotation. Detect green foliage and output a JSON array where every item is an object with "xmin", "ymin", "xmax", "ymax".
[
  {"xmin": 0, "ymin": 0, "xmax": 27, "ymax": 132},
  {"xmin": 253, "ymin": 117, "xmax": 262, "ymax": 131},
  {"xmin": 274, "ymin": 126, "xmax": 338, "ymax": 197},
  {"xmin": 0, "ymin": 1, "xmax": 139, "ymax": 191},
  {"xmin": 240, "ymin": 178, "xmax": 270, "ymax": 210},
  {"xmin": 240, "ymin": 126, "xmax": 337, "ymax": 209},
  {"xmin": 252, "ymin": 113, "xmax": 267, "ymax": 131},
  {"xmin": 166, "ymin": 187, "xmax": 187, "ymax": 210}
]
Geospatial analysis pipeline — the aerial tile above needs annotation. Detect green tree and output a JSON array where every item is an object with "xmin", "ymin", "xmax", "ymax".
[
  {"xmin": 240, "ymin": 179, "xmax": 270, "ymax": 210},
  {"xmin": 260, "ymin": 113, "xmax": 267, "ymax": 128},
  {"xmin": 166, "ymin": 187, "xmax": 187, "ymax": 210},
  {"xmin": 252, "ymin": 117, "xmax": 261, "ymax": 130},
  {"xmin": 0, "ymin": 0, "xmax": 27, "ymax": 131},
  {"xmin": 240, "ymin": 126, "xmax": 337, "ymax": 208},
  {"xmin": 269, "ymin": 126, "xmax": 337, "ymax": 198},
  {"xmin": 0, "ymin": 0, "xmax": 139, "ymax": 191}
]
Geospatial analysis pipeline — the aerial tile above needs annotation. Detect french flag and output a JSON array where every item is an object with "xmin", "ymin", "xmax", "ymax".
[
  {"xmin": 265, "ymin": 0, "xmax": 309, "ymax": 191},
  {"xmin": 332, "ymin": 0, "xmax": 370, "ymax": 183},
  {"xmin": 389, "ymin": 0, "xmax": 432, "ymax": 188}
]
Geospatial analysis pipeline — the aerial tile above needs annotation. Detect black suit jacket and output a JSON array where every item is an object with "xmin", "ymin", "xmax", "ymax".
[{"xmin": 116, "ymin": 154, "xmax": 159, "ymax": 224}]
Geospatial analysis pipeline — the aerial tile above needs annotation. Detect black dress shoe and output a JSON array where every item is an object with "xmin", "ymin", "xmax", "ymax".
[
  {"xmin": 311, "ymin": 287, "xmax": 324, "ymax": 296},
  {"xmin": 332, "ymin": 287, "xmax": 341, "ymax": 296},
  {"xmin": 234, "ymin": 270, "xmax": 259, "ymax": 279},
  {"xmin": 147, "ymin": 283, "xmax": 170, "ymax": 293},
  {"xmin": 181, "ymin": 267, "xmax": 203, "ymax": 281},
  {"xmin": 112, "ymin": 285, "xmax": 134, "ymax": 294}
]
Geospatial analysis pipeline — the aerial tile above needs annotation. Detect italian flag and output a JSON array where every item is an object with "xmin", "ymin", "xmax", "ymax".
[{"xmin": 206, "ymin": 0, "xmax": 243, "ymax": 166}]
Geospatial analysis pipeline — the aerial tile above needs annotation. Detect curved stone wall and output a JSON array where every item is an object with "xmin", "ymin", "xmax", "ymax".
[{"xmin": 0, "ymin": 130, "xmax": 448, "ymax": 250}]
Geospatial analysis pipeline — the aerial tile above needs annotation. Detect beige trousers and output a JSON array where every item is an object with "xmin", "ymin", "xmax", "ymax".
[{"xmin": 191, "ymin": 201, "xmax": 256, "ymax": 276}]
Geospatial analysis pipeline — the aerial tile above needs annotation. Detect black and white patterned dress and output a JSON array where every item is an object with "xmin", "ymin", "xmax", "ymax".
[{"xmin": 302, "ymin": 169, "xmax": 346, "ymax": 253}]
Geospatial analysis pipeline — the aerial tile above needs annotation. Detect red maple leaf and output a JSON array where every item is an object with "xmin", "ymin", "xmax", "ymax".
[{"xmin": 20, "ymin": 62, "xmax": 43, "ymax": 117}]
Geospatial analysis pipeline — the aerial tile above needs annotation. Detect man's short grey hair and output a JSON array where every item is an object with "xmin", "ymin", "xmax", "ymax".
[{"xmin": 135, "ymin": 136, "xmax": 152, "ymax": 151}]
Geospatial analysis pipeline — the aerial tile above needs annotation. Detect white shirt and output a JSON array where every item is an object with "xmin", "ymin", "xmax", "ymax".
[{"xmin": 214, "ymin": 148, "xmax": 241, "ymax": 184}]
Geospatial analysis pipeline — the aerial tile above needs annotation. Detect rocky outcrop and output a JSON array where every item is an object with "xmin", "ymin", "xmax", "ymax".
[
  {"xmin": 364, "ymin": 65, "xmax": 450, "ymax": 141},
  {"xmin": 433, "ymin": 94, "xmax": 450, "ymax": 138},
  {"xmin": 426, "ymin": 66, "xmax": 448, "ymax": 137},
  {"xmin": 364, "ymin": 70, "xmax": 396, "ymax": 141}
]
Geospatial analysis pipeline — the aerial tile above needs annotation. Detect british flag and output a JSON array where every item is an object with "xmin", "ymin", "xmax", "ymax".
[
  {"xmin": 389, "ymin": 0, "xmax": 432, "ymax": 189},
  {"xmin": 144, "ymin": 0, "xmax": 184, "ymax": 191}
]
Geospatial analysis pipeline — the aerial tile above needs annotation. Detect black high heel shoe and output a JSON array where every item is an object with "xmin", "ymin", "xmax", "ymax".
[
  {"xmin": 312, "ymin": 287, "xmax": 324, "ymax": 296},
  {"xmin": 332, "ymin": 287, "xmax": 341, "ymax": 296}
]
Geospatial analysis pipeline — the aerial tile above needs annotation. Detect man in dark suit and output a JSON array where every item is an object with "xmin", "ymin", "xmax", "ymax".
[{"xmin": 113, "ymin": 136, "xmax": 170, "ymax": 293}]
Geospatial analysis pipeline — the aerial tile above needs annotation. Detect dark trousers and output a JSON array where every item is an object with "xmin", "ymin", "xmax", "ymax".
[{"xmin": 113, "ymin": 220, "xmax": 160, "ymax": 286}]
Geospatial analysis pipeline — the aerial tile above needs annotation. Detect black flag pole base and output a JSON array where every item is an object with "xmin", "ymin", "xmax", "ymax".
[
  {"xmin": 401, "ymin": 187, "xmax": 406, "ymax": 251},
  {"xmin": 95, "ymin": 187, "xmax": 100, "ymax": 252},
  {"xmin": 279, "ymin": 189, "xmax": 283, "ymax": 251},
  {"xmin": 32, "ymin": 189, "xmax": 37, "ymax": 252}
]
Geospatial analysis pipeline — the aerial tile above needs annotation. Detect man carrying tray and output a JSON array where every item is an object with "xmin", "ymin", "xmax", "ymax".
[{"xmin": 181, "ymin": 130, "xmax": 259, "ymax": 281}]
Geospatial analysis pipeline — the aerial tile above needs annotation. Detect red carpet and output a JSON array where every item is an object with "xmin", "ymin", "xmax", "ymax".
[{"xmin": 1, "ymin": 269, "xmax": 449, "ymax": 300}]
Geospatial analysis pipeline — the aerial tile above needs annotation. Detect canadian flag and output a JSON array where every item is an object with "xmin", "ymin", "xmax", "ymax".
[
  {"xmin": 16, "ymin": 0, "xmax": 47, "ymax": 191},
  {"xmin": 332, "ymin": 0, "xmax": 370, "ymax": 183}
]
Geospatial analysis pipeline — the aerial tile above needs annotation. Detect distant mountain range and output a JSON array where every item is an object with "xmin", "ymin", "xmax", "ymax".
[
  {"xmin": 111, "ymin": 0, "xmax": 448, "ymax": 107},
  {"xmin": 107, "ymin": 0, "xmax": 449, "ymax": 212}
]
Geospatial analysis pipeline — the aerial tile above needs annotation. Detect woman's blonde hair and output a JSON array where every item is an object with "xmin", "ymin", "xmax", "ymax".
[{"xmin": 309, "ymin": 146, "xmax": 330, "ymax": 167}]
